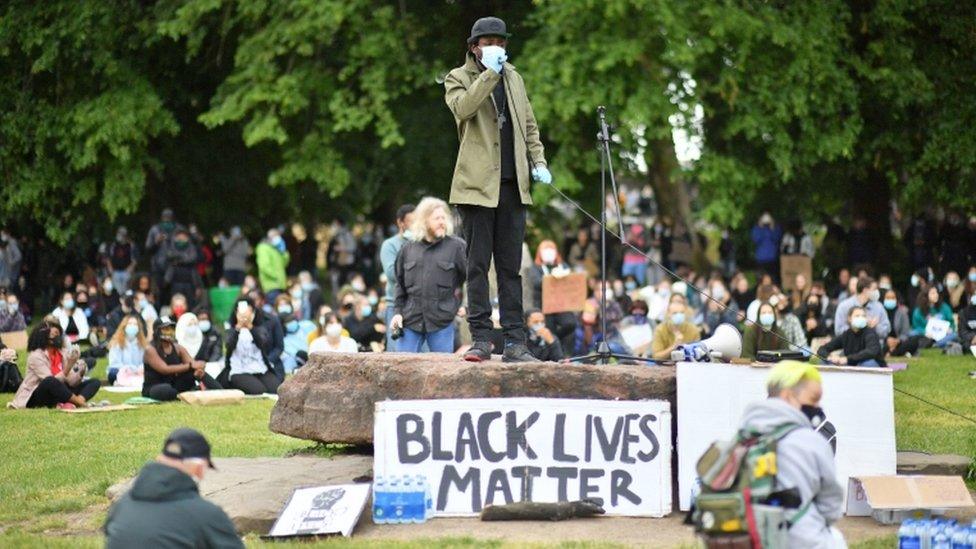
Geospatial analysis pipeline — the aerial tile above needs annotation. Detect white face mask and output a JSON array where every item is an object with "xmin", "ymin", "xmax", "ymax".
[
  {"xmin": 540, "ymin": 248, "xmax": 557, "ymax": 264},
  {"xmin": 325, "ymin": 324, "xmax": 342, "ymax": 338}
]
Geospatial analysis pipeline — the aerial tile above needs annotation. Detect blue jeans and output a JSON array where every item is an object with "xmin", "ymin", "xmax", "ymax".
[
  {"xmin": 621, "ymin": 262, "xmax": 647, "ymax": 285},
  {"xmin": 854, "ymin": 359, "xmax": 881, "ymax": 367},
  {"xmin": 934, "ymin": 333, "xmax": 959, "ymax": 348},
  {"xmin": 385, "ymin": 306, "xmax": 397, "ymax": 352},
  {"xmin": 400, "ymin": 323, "xmax": 455, "ymax": 353}
]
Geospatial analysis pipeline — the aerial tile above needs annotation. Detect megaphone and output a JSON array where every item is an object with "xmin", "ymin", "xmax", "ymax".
[{"xmin": 670, "ymin": 323, "xmax": 742, "ymax": 363}]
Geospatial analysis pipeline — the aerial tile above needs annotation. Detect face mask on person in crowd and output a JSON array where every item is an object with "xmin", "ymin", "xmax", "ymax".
[
  {"xmin": 302, "ymin": 282, "xmax": 315, "ymax": 292},
  {"xmin": 801, "ymin": 404, "xmax": 826, "ymax": 428},
  {"xmin": 883, "ymin": 299, "xmax": 897, "ymax": 310},
  {"xmin": 290, "ymin": 288, "xmax": 303, "ymax": 299},
  {"xmin": 7, "ymin": 301, "xmax": 18, "ymax": 313},
  {"xmin": 969, "ymin": 272, "xmax": 976, "ymax": 283},
  {"xmin": 172, "ymin": 305, "xmax": 186, "ymax": 317},
  {"xmin": 277, "ymin": 304, "xmax": 293, "ymax": 315},
  {"xmin": 625, "ymin": 281, "xmax": 637, "ymax": 292},
  {"xmin": 368, "ymin": 295, "xmax": 379, "ymax": 306},
  {"xmin": 604, "ymin": 289, "xmax": 614, "ymax": 302},
  {"xmin": 124, "ymin": 325, "xmax": 139, "ymax": 339},
  {"xmin": 361, "ymin": 305, "xmax": 373, "ymax": 317},
  {"xmin": 351, "ymin": 280, "xmax": 366, "ymax": 292},
  {"xmin": 911, "ymin": 274, "xmax": 920, "ymax": 287},
  {"xmin": 136, "ymin": 300, "xmax": 147, "ymax": 312},
  {"xmin": 62, "ymin": 298, "xmax": 75, "ymax": 310},
  {"xmin": 49, "ymin": 333, "xmax": 64, "ymax": 349},
  {"xmin": 174, "ymin": 239, "xmax": 189, "ymax": 249},
  {"xmin": 531, "ymin": 322, "xmax": 545, "ymax": 333},
  {"xmin": 103, "ymin": 281, "xmax": 113, "ymax": 293},
  {"xmin": 869, "ymin": 289, "xmax": 881, "ymax": 302},
  {"xmin": 198, "ymin": 320, "xmax": 211, "ymax": 333},
  {"xmin": 946, "ymin": 277, "xmax": 960, "ymax": 289},
  {"xmin": 271, "ymin": 235, "xmax": 283, "ymax": 246},
  {"xmin": 670, "ymin": 312, "xmax": 686, "ymax": 325},
  {"xmin": 286, "ymin": 320, "xmax": 299, "ymax": 333},
  {"xmin": 402, "ymin": 229, "xmax": 413, "ymax": 240},
  {"xmin": 711, "ymin": 286, "xmax": 725, "ymax": 301},
  {"xmin": 851, "ymin": 316, "xmax": 868, "ymax": 330},
  {"xmin": 540, "ymin": 248, "xmax": 557, "ymax": 264},
  {"xmin": 325, "ymin": 323, "xmax": 343, "ymax": 338},
  {"xmin": 759, "ymin": 313, "xmax": 775, "ymax": 327},
  {"xmin": 878, "ymin": 282, "xmax": 891, "ymax": 291}
]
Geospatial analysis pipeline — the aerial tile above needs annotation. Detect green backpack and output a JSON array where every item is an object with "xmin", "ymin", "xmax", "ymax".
[{"xmin": 690, "ymin": 423, "xmax": 811, "ymax": 549}]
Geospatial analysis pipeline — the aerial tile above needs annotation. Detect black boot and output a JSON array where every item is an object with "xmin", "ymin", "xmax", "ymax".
[{"xmin": 502, "ymin": 342, "xmax": 536, "ymax": 363}]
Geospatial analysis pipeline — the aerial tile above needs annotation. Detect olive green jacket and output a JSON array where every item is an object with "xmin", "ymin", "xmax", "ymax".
[{"xmin": 444, "ymin": 54, "xmax": 547, "ymax": 208}]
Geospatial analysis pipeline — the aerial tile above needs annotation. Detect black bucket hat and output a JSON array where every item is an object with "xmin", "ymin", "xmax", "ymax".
[{"xmin": 467, "ymin": 16, "xmax": 511, "ymax": 44}]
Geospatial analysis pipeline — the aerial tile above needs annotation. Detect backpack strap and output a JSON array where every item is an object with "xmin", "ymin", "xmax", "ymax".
[{"xmin": 787, "ymin": 500, "xmax": 813, "ymax": 527}]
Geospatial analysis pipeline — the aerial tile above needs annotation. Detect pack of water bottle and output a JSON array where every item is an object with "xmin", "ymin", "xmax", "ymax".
[
  {"xmin": 898, "ymin": 518, "xmax": 976, "ymax": 549},
  {"xmin": 372, "ymin": 475, "xmax": 433, "ymax": 524}
]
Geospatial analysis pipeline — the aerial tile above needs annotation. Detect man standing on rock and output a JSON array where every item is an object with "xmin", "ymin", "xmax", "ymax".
[
  {"xmin": 444, "ymin": 16, "xmax": 551, "ymax": 363},
  {"xmin": 104, "ymin": 428, "xmax": 243, "ymax": 549}
]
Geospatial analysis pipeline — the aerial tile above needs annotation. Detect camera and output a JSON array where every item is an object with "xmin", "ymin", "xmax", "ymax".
[{"xmin": 391, "ymin": 326, "xmax": 404, "ymax": 340}]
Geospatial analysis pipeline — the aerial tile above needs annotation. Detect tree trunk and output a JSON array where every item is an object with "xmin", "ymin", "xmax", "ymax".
[{"xmin": 645, "ymin": 137, "xmax": 704, "ymax": 270}]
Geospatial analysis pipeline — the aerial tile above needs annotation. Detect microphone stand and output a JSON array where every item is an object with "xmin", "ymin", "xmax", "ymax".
[{"xmin": 571, "ymin": 107, "xmax": 657, "ymax": 365}]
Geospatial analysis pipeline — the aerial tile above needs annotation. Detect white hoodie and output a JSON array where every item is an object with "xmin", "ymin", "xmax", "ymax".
[{"xmin": 738, "ymin": 398, "xmax": 846, "ymax": 549}]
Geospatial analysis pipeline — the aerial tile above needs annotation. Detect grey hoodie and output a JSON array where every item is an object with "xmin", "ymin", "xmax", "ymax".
[{"xmin": 739, "ymin": 398, "xmax": 846, "ymax": 549}]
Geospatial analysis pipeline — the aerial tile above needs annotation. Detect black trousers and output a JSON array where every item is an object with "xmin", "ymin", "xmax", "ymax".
[
  {"xmin": 459, "ymin": 180, "xmax": 527, "ymax": 345},
  {"xmin": 146, "ymin": 373, "xmax": 221, "ymax": 401},
  {"xmin": 229, "ymin": 371, "xmax": 281, "ymax": 395},
  {"xmin": 27, "ymin": 376, "xmax": 101, "ymax": 408}
]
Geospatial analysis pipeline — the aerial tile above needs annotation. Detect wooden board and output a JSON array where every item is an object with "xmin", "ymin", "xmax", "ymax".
[
  {"xmin": 542, "ymin": 272, "xmax": 588, "ymax": 314},
  {"xmin": 61, "ymin": 404, "xmax": 137, "ymax": 414}
]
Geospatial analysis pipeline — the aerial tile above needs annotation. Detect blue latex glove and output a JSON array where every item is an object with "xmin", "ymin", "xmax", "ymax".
[
  {"xmin": 480, "ymin": 45, "xmax": 507, "ymax": 74},
  {"xmin": 531, "ymin": 165, "xmax": 552, "ymax": 184}
]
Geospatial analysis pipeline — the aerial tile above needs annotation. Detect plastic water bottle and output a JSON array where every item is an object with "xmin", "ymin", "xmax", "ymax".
[
  {"xmin": 920, "ymin": 520, "xmax": 933, "ymax": 549},
  {"xmin": 901, "ymin": 520, "xmax": 921, "ymax": 549},
  {"xmin": 419, "ymin": 474, "xmax": 432, "ymax": 520},
  {"xmin": 934, "ymin": 527, "xmax": 953, "ymax": 549},
  {"xmin": 372, "ymin": 477, "xmax": 388, "ymax": 524},
  {"xmin": 402, "ymin": 477, "xmax": 416, "ymax": 523},
  {"xmin": 411, "ymin": 475, "xmax": 427, "ymax": 523},
  {"xmin": 952, "ymin": 527, "xmax": 974, "ymax": 549},
  {"xmin": 390, "ymin": 477, "xmax": 405, "ymax": 523}
]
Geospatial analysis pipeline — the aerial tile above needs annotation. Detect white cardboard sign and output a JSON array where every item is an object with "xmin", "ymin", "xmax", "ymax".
[
  {"xmin": 373, "ymin": 397, "xmax": 672, "ymax": 517},
  {"xmin": 267, "ymin": 484, "xmax": 371, "ymax": 538},
  {"xmin": 676, "ymin": 362, "xmax": 896, "ymax": 512}
]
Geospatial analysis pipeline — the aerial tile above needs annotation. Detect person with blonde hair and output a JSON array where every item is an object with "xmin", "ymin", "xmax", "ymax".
[
  {"xmin": 107, "ymin": 313, "xmax": 148, "ymax": 386},
  {"xmin": 736, "ymin": 361, "xmax": 845, "ymax": 548},
  {"xmin": 392, "ymin": 197, "xmax": 466, "ymax": 353}
]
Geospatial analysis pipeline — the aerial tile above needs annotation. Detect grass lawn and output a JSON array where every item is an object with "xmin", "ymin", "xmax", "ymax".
[{"xmin": 0, "ymin": 350, "xmax": 972, "ymax": 548}]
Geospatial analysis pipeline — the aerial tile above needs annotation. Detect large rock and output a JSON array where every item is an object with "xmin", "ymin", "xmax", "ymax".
[
  {"xmin": 107, "ymin": 456, "xmax": 373, "ymax": 534},
  {"xmin": 270, "ymin": 352, "xmax": 676, "ymax": 444},
  {"xmin": 897, "ymin": 451, "xmax": 972, "ymax": 477}
]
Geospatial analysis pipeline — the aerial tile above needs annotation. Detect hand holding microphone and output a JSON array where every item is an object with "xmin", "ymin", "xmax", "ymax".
[{"xmin": 480, "ymin": 45, "xmax": 507, "ymax": 74}]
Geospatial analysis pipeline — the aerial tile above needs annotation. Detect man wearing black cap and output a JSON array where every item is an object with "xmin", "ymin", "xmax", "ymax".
[
  {"xmin": 105, "ymin": 428, "xmax": 243, "ymax": 548},
  {"xmin": 445, "ymin": 16, "xmax": 551, "ymax": 363}
]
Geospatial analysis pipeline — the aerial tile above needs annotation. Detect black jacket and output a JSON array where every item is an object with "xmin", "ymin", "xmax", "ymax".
[
  {"xmin": 817, "ymin": 327, "xmax": 885, "ymax": 366},
  {"xmin": 394, "ymin": 236, "xmax": 466, "ymax": 332},
  {"xmin": 527, "ymin": 333, "xmax": 563, "ymax": 362},
  {"xmin": 104, "ymin": 462, "xmax": 242, "ymax": 549},
  {"xmin": 959, "ymin": 304, "xmax": 976, "ymax": 347},
  {"xmin": 196, "ymin": 330, "xmax": 224, "ymax": 363}
]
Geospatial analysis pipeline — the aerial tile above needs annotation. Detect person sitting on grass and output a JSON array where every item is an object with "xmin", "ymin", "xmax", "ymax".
[
  {"xmin": 960, "ymin": 291, "xmax": 976, "ymax": 349},
  {"xmin": 651, "ymin": 300, "xmax": 701, "ymax": 360},
  {"xmin": 221, "ymin": 299, "xmax": 281, "ymax": 395},
  {"xmin": 52, "ymin": 290, "xmax": 90, "ymax": 344},
  {"xmin": 143, "ymin": 317, "xmax": 221, "ymax": 401},
  {"xmin": 0, "ymin": 290, "xmax": 26, "ymax": 333},
  {"xmin": 10, "ymin": 322, "xmax": 100, "ymax": 409},
  {"xmin": 193, "ymin": 309, "xmax": 224, "ymax": 364},
  {"xmin": 741, "ymin": 302, "xmax": 794, "ymax": 360},
  {"xmin": 911, "ymin": 285, "xmax": 958, "ymax": 348},
  {"xmin": 524, "ymin": 309, "xmax": 564, "ymax": 362},
  {"xmin": 104, "ymin": 428, "xmax": 243, "ymax": 549},
  {"xmin": 308, "ymin": 312, "xmax": 359, "ymax": 354},
  {"xmin": 816, "ymin": 306, "xmax": 885, "ymax": 367},
  {"xmin": 107, "ymin": 313, "xmax": 147, "ymax": 386}
]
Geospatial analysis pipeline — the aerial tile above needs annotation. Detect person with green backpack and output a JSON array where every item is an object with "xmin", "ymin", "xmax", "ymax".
[{"xmin": 692, "ymin": 361, "xmax": 846, "ymax": 548}]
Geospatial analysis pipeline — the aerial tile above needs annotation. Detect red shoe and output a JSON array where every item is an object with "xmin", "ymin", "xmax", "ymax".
[{"xmin": 56, "ymin": 402, "xmax": 77, "ymax": 410}]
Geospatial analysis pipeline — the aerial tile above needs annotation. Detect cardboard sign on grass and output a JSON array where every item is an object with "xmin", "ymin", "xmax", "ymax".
[
  {"xmin": 676, "ymin": 361, "xmax": 896, "ymax": 513},
  {"xmin": 267, "ymin": 484, "xmax": 370, "ymax": 538},
  {"xmin": 374, "ymin": 398, "xmax": 672, "ymax": 517},
  {"xmin": 846, "ymin": 476, "xmax": 975, "ymax": 523}
]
